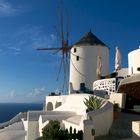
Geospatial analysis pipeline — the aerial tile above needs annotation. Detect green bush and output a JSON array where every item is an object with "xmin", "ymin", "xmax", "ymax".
[
  {"xmin": 84, "ymin": 96, "xmax": 103, "ymax": 112},
  {"xmin": 42, "ymin": 120, "xmax": 69, "ymax": 140}
]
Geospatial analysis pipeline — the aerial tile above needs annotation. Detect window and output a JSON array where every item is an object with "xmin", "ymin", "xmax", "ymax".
[
  {"xmin": 76, "ymin": 56, "xmax": 79, "ymax": 61},
  {"xmin": 137, "ymin": 67, "xmax": 140, "ymax": 71},
  {"xmin": 74, "ymin": 48, "xmax": 76, "ymax": 53},
  {"xmin": 46, "ymin": 102, "xmax": 53, "ymax": 111},
  {"xmin": 80, "ymin": 83, "xmax": 85, "ymax": 92}
]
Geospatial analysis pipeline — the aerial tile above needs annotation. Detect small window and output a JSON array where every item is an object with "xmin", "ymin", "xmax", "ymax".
[
  {"xmin": 76, "ymin": 56, "xmax": 79, "ymax": 61},
  {"xmin": 137, "ymin": 67, "xmax": 140, "ymax": 71},
  {"xmin": 80, "ymin": 83, "xmax": 85, "ymax": 92},
  {"xmin": 74, "ymin": 48, "xmax": 77, "ymax": 53}
]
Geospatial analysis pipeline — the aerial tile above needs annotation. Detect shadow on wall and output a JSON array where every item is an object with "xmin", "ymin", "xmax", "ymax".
[{"xmin": 55, "ymin": 102, "xmax": 62, "ymax": 109}]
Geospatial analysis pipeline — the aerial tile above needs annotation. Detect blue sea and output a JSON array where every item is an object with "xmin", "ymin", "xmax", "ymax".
[{"xmin": 0, "ymin": 103, "xmax": 43, "ymax": 123}]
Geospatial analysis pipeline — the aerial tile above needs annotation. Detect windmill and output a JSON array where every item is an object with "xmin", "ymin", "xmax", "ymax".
[{"xmin": 37, "ymin": 7, "xmax": 72, "ymax": 93}]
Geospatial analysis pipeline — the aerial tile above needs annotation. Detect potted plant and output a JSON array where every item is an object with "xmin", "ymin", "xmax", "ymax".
[{"xmin": 84, "ymin": 96, "xmax": 103, "ymax": 112}]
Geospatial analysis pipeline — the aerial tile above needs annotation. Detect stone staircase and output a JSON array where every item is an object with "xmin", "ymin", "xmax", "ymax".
[{"xmin": 95, "ymin": 112, "xmax": 140, "ymax": 140}]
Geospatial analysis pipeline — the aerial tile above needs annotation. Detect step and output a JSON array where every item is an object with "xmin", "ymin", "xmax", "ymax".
[
  {"xmin": 109, "ymin": 129, "xmax": 132, "ymax": 138},
  {"xmin": 95, "ymin": 135, "xmax": 119, "ymax": 140}
]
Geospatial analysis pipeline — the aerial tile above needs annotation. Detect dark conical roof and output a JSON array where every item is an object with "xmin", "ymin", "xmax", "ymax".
[{"xmin": 75, "ymin": 30, "xmax": 106, "ymax": 46}]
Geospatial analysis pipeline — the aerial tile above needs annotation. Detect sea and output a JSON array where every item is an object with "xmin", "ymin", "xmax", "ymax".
[{"xmin": 0, "ymin": 103, "xmax": 43, "ymax": 123}]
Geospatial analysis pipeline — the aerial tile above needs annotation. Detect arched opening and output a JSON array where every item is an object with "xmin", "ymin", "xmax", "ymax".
[{"xmin": 46, "ymin": 102, "xmax": 53, "ymax": 111}]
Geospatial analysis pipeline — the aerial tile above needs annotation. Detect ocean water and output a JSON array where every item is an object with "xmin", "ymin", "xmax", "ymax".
[{"xmin": 0, "ymin": 103, "xmax": 43, "ymax": 123}]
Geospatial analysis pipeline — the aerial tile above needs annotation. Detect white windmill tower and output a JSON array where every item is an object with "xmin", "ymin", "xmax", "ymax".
[{"xmin": 69, "ymin": 30, "xmax": 109, "ymax": 94}]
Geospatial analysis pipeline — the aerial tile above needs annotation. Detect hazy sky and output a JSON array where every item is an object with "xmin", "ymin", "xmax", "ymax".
[{"xmin": 0, "ymin": 0, "xmax": 140, "ymax": 102}]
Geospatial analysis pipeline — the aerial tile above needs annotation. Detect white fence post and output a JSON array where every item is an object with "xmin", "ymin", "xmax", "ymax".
[{"xmin": 83, "ymin": 120, "xmax": 94, "ymax": 140}]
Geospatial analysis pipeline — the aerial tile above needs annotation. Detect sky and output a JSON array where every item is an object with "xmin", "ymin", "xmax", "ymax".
[{"xmin": 0, "ymin": 0, "xmax": 140, "ymax": 103}]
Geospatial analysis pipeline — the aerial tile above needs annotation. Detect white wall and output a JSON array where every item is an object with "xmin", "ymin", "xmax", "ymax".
[
  {"xmin": 26, "ymin": 121, "xmax": 39, "ymax": 140},
  {"xmin": 132, "ymin": 121, "xmax": 140, "ymax": 137},
  {"xmin": 45, "ymin": 95, "xmax": 67, "ymax": 111},
  {"xmin": 128, "ymin": 48, "xmax": 140, "ymax": 75},
  {"xmin": 63, "ymin": 101, "xmax": 113, "ymax": 138},
  {"xmin": 69, "ymin": 45, "xmax": 109, "ymax": 93},
  {"xmin": 44, "ymin": 94, "xmax": 113, "ymax": 138},
  {"xmin": 54, "ymin": 94, "xmax": 89, "ymax": 115},
  {"xmin": 84, "ymin": 120, "xmax": 95, "ymax": 140},
  {"xmin": 45, "ymin": 94, "xmax": 90, "ymax": 115},
  {"xmin": 22, "ymin": 120, "xmax": 28, "ymax": 132},
  {"xmin": 39, "ymin": 117, "xmax": 49, "ymax": 137},
  {"xmin": 22, "ymin": 119, "xmax": 28, "ymax": 140},
  {"xmin": 87, "ymin": 102, "xmax": 113, "ymax": 137},
  {"xmin": 117, "ymin": 68, "xmax": 128, "ymax": 78},
  {"xmin": 93, "ymin": 78, "xmax": 116, "ymax": 94},
  {"xmin": 109, "ymin": 93, "xmax": 126, "ymax": 109}
]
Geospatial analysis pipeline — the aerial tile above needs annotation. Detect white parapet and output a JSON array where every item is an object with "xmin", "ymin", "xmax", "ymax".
[
  {"xmin": 117, "ymin": 68, "xmax": 128, "ymax": 78},
  {"xmin": 83, "ymin": 120, "xmax": 94, "ymax": 140},
  {"xmin": 26, "ymin": 121, "xmax": 39, "ymax": 140},
  {"xmin": 93, "ymin": 78, "xmax": 116, "ymax": 94},
  {"xmin": 45, "ymin": 94, "xmax": 90, "ymax": 115},
  {"xmin": 45, "ymin": 95, "xmax": 67, "ymax": 111},
  {"xmin": 87, "ymin": 102, "xmax": 113, "ymax": 137},
  {"xmin": 128, "ymin": 48, "xmax": 140, "ymax": 75},
  {"xmin": 132, "ymin": 121, "xmax": 140, "ymax": 137}
]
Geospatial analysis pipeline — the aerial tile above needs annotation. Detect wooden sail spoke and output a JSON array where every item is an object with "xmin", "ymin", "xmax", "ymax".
[{"xmin": 37, "ymin": 48, "xmax": 61, "ymax": 51}]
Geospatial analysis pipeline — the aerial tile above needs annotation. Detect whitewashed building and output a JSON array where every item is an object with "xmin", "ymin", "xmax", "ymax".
[
  {"xmin": 128, "ymin": 47, "xmax": 140, "ymax": 75},
  {"xmin": 69, "ymin": 30, "xmax": 109, "ymax": 94}
]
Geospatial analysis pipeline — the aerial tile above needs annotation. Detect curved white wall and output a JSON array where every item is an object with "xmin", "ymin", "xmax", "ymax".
[
  {"xmin": 128, "ymin": 48, "xmax": 140, "ymax": 75},
  {"xmin": 69, "ymin": 45, "xmax": 109, "ymax": 93},
  {"xmin": 87, "ymin": 102, "xmax": 113, "ymax": 137}
]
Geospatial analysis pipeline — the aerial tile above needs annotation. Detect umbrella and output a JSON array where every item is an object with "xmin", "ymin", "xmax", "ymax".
[
  {"xmin": 115, "ymin": 47, "xmax": 121, "ymax": 71},
  {"xmin": 96, "ymin": 56, "xmax": 102, "ymax": 79}
]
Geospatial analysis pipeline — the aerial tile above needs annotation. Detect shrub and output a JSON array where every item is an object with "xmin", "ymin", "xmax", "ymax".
[
  {"xmin": 42, "ymin": 120, "xmax": 69, "ymax": 140},
  {"xmin": 84, "ymin": 96, "xmax": 103, "ymax": 112}
]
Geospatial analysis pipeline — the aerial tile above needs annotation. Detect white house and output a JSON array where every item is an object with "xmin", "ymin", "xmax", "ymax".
[{"xmin": 128, "ymin": 47, "xmax": 140, "ymax": 75}]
